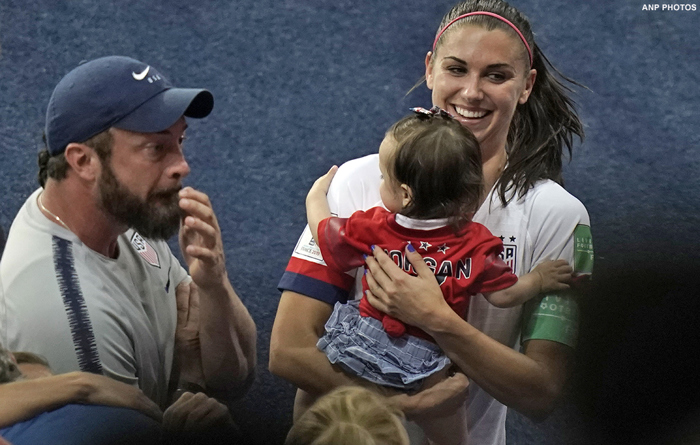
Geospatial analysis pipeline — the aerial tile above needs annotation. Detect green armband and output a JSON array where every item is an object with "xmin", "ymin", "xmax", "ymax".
[
  {"xmin": 521, "ymin": 292, "xmax": 579, "ymax": 347},
  {"xmin": 521, "ymin": 225, "xmax": 593, "ymax": 347}
]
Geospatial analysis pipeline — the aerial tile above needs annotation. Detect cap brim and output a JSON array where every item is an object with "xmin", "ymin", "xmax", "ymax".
[{"xmin": 114, "ymin": 88, "xmax": 214, "ymax": 133}]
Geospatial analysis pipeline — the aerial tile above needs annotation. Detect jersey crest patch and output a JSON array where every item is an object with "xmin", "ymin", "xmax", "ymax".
[
  {"xmin": 500, "ymin": 243, "xmax": 517, "ymax": 274},
  {"xmin": 130, "ymin": 232, "xmax": 160, "ymax": 268}
]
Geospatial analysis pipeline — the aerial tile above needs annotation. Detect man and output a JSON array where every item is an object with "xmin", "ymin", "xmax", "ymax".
[{"xmin": 0, "ymin": 56, "xmax": 256, "ymax": 416}]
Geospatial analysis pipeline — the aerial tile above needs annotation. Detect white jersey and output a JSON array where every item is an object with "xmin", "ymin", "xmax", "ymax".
[
  {"xmin": 286, "ymin": 154, "xmax": 591, "ymax": 445},
  {"xmin": 0, "ymin": 189, "xmax": 189, "ymax": 406},
  {"xmin": 466, "ymin": 174, "xmax": 591, "ymax": 444}
]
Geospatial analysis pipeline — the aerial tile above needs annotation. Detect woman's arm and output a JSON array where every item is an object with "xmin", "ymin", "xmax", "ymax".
[
  {"xmin": 365, "ymin": 245, "xmax": 571, "ymax": 420},
  {"xmin": 0, "ymin": 372, "xmax": 162, "ymax": 428},
  {"xmin": 268, "ymin": 290, "xmax": 471, "ymax": 420},
  {"xmin": 269, "ymin": 291, "xmax": 358, "ymax": 395}
]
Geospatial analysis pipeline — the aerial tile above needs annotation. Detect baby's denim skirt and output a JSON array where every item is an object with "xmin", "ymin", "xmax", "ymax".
[{"xmin": 317, "ymin": 300, "xmax": 451, "ymax": 391}]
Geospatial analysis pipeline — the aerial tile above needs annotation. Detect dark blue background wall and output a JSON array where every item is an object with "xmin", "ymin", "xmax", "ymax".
[{"xmin": 1, "ymin": 1, "xmax": 698, "ymax": 443}]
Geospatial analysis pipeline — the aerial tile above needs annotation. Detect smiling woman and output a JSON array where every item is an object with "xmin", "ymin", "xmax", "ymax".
[
  {"xmin": 426, "ymin": 24, "xmax": 536, "ymax": 169},
  {"xmin": 426, "ymin": 1, "xmax": 584, "ymax": 204}
]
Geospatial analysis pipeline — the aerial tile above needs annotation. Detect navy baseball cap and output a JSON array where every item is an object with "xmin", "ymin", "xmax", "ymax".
[{"xmin": 45, "ymin": 56, "xmax": 214, "ymax": 156}]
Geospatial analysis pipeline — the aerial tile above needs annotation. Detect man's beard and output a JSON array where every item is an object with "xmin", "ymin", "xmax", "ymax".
[{"xmin": 97, "ymin": 161, "xmax": 183, "ymax": 241}]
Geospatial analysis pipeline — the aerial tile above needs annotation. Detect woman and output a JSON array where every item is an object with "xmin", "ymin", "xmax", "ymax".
[{"xmin": 270, "ymin": 0, "xmax": 592, "ymax": 443}]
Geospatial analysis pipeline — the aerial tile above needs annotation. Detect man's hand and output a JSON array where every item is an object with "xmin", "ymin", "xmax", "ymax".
[
  {"xmin": 178, "ymin": 187, "xmax": 227, "ymax": 290},
  {"xmin": 177, "ymin": 187, "xmax": 257, "ymax": 398},
  {"xmin": 163, "ymin": 392, "xmax": 233, "ymax": 432}
]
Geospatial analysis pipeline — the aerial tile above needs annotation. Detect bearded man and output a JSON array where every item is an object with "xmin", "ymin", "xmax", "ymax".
[{"xmin": 0, "ymin": 56, "xmax": 256, "ymax": 429}]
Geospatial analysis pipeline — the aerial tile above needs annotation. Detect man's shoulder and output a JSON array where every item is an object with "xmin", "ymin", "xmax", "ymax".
[
  {"xmin": 1, "ymin": 239, "xmax": 57, "ymax": 289},
  {"xmin": 2, "ymin": 199, "xmax": 60, "ymax": 282}
]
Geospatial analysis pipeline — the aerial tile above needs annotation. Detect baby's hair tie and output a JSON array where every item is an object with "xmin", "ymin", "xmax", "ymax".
[{"xmin": 409, "ymin": 106, "xmax": 453, "ymax": 119}]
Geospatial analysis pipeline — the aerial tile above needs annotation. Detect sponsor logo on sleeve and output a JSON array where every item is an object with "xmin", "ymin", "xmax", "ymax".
[{"xmin": 574, "ymin": 225, "xmax": 594, "ymax": 274}]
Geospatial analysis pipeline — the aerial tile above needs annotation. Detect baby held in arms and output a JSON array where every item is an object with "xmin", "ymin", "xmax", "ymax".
[{"xmin": 305, "ymin": 107, "xmax": 573, "ymax": 445}]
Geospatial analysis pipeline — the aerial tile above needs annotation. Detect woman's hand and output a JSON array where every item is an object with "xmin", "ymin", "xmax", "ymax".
[
  {"xmin": 388, "ymin": 370, "xmax": 470, "ymax": 420},
  {"xmin": 364, "ymin": 244, "xmax": 452, "ymax": 332},
  {"xmin": 73, "ymin": 372, "xmax": 163, "ymax": 422}
]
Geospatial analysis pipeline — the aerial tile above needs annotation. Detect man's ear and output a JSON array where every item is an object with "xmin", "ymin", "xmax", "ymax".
[
  {"xmin": 63, "ymin": 143, "xmax": 100, "ymax": 181},
  {"xmin": 400, "ymin": 184, "xmax": 413, "ymax": 208}
]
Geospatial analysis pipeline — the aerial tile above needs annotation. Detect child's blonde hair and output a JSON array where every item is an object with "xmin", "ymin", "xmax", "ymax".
[{"xmin": 285, "ymin": 386, "xmax": 409, "ymax": 445}]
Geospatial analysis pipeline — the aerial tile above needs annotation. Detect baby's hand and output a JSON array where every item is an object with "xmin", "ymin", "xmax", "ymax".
[
  {"xmin": 307, "ymin": 165, "xmax": 338, "ymax": 199},
  {"xmin": 533, "ymin": 259, "xmax": 573, "ymax": 293}
]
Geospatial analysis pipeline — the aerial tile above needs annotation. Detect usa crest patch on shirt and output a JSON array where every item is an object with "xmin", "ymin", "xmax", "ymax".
[
  {"xmin": 130, "ymin": 232, "xmax": 160, "ymax": 268},
  {"xmin": 497, "ymin": 236, "xmax": 518, "ymax": 275}
]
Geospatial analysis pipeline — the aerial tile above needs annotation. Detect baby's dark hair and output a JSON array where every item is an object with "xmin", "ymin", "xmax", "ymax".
[{"xmin": 386, "ymin": 110, "xmax": 483, "ymax": 229}]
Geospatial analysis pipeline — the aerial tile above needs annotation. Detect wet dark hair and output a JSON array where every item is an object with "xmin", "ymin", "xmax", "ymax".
[
  {"xmin": 432, "ymin": 0, "xmax": 585, "ymax": 205},
  {"xmin": 37, "ymin": 130, "xmax": 113, "ymax": 187},
  {"xmin": 387, "ymin": 111, "xmax": 483, "ymax": 230}
]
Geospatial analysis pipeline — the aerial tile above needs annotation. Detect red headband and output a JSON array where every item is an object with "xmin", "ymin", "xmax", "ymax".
[{"xmin": 432, "ymin": 11, "xmax": 533, "ymax": 68}]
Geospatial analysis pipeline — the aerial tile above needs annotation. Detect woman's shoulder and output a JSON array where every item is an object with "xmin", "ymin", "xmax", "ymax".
[
  {"xmin": 526, "ymin": 179, "xmax": 590, "ymax": 224},
  {"xmin": 527, "ymin": 180, "xmax": 586, "ymax": 209},
  {"xmin": 333, "ymin": 154, "xmax": 379, "ymax": 182},
  {"xmin": 327, "ymin": 154, "xmax": 382, "ymax": 217}
]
